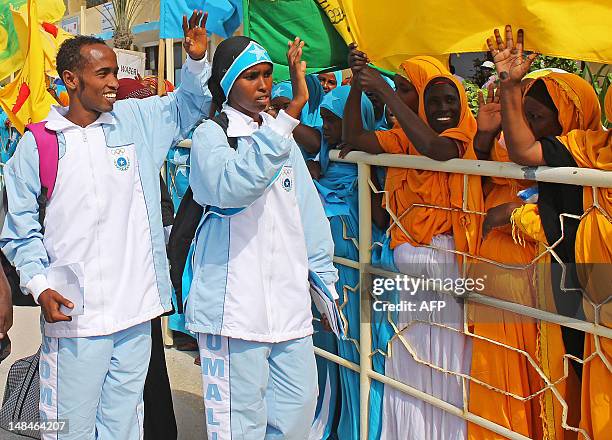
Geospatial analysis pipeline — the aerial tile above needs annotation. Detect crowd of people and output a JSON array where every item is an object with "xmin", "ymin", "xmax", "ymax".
[{"xmin": 0, "ymin": 5, "xmax": 609, "ymax": 440}]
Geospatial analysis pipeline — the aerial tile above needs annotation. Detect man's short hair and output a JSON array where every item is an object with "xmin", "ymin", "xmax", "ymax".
[{"xmin": 56, "ymin": 35, "xmax": 107, "ymax": 79}]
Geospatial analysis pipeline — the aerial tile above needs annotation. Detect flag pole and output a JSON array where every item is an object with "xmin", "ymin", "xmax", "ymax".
[
  {"xmin": 156, "ymin": 37, "xmax": 173, "ymax": 347},
  {"xmin": 157, "ymin": 39, "xmax": 166, "ymax": 96}
]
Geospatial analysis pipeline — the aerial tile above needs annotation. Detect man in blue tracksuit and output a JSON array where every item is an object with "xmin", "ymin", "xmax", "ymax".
[
  {"xmin": 0, "ymin": 11, "xmax": 211, "ymax": 439},
  {"xmin": 185, "ymin": 36, "xmax": 339, "ymax": 439}
]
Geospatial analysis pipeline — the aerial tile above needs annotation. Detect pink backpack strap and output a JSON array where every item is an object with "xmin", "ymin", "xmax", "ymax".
[
  {"xmin": 25, "ymin": 122, "xmax": 58, "ymax": 228},
  {"xmin": 26, "ymin": 122, "xmax": 59, "ymax": 200}
]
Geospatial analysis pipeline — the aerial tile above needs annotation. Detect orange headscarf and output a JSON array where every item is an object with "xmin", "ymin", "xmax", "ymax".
[
  {"xmin": 488, "ymin": 73, "xmax": 602, "ymax": 208},
  {"xmin": 425, "ymin": 75, "xmax": 482, "ymax": 264},
  {"xmin": 522, "ymin": 73, "xmax": 608, "ymax": 277},
  {"xmin": 376, "ymin": 57, "xmax": 449, "ymax": 247},
  {"xmin": 556, "ymin": 98, "xmax": 611, "ymax": 291},
  {"xmin": 536, "ymin": 72, "xmax": 602, "ymax": 132},
  {"xmin": 374, "ymin": 56, "xmax": 449, "ymax": 157},
  {"xmin": 399, "ymin": 56, "xmax": 449, "ymax": 89}
]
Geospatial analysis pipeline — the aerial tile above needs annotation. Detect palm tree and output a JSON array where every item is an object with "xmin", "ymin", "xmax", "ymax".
[{"xmin": 97, "ymin": 0, "xmax": 144, "ymax": 49}]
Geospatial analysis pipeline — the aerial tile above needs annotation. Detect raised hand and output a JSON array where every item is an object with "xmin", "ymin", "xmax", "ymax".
[
  {"xmin": 348, "ymin": 43, "xmax": 369, "ymax": 75},
  {"xmin": 486, "ymin": 25, "xmax": 537, "ymax": 84},
  {"xmin": 477, "ymin": 82, "xmax": 501, "ymax": 134},
  {"xmin": 285, "ymin": 37, "xmax": 308, "ymax": 119},
  {"xmin": 182, "ymin": 10, "xmax": 209, "ymax": 61},
  {"xmin": 356, "ymin": 66, "xmax": 393, "ymax": 98}
]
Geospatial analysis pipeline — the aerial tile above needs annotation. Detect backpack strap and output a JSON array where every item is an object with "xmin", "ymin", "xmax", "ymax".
[
  {"xmin": 210, "ymin": 112, "xmax": 238, "ymax": 150},
  {"xmin": 25, "ymin": 122, "xmax": 59, "ymax": 229}
]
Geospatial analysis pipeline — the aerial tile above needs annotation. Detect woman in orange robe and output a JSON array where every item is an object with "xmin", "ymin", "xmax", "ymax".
[
  {"xmin": 487, "ymin": 25, "xmax": 610, "ymax": 440},
  {"xmin": 345, "ymin": 45, "xmax": 484, "ymax": 438},
  {"xmin": 469, "ymin": 71, "xmax": 601, "ymax": 440},
  {"xmin": 553, "ymin": 89, "xmax": 611, "ymax": 440}
]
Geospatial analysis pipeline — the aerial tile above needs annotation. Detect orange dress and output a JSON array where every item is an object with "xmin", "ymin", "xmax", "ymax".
[{"xmin": 556, "ymin": 120, "xmax": 612, "ymax": 440}]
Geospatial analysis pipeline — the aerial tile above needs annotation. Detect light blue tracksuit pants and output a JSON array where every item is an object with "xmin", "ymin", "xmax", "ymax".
[
  {"xmin": 39, "ymin": 321, "xmax": 151, "ymax": 440},
  {"xmin": 197, "ymin": 333, "xmax": 318, "ymax": 440}
]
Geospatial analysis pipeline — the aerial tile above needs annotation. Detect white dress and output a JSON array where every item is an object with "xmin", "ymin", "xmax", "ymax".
[{"xmin": 381, "ymin": 234, "xmax": 471, "ymax": 440}]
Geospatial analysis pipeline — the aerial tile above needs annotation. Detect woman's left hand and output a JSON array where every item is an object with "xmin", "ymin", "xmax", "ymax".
[
  {"xmin": 286, "ymin": 37, "xmax": 308, "ymax": 119},
  {"xmin": 482, "ymin": 201, "xmax": 522, "ymax": 238}
]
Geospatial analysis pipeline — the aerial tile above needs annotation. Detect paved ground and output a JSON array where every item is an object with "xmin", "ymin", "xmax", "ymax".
[{"xmin": 0, "ymin": 308, "xmax": 204, "ymax": 440}]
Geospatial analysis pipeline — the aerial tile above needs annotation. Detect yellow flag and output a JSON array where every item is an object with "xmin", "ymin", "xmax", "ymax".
[
  {"xmin": 12, "ymin": 5, "xmax": 73, "ymax": 77},
  {"xmin": 0, "ymin": 0, "xmax": 58, "ymax": 133},
  {"xmin": 0, "ymin": 0, "xmax": 66, "ymax": 80},
  {"xmin": 40, "ymin": 25, "xmax": 72, "ymax": 77},
  {"xmin": 318, "ymin": 0, "xmax": 612, "ymax": 72},
  {"xmin": 0, "ymin": 0, "xmax": 26, "ymax": 80}
]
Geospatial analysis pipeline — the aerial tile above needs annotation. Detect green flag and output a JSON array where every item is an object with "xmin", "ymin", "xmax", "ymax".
[{"xmin": 244, "ymin": 0, "xmax": 348, "ymax": 82}]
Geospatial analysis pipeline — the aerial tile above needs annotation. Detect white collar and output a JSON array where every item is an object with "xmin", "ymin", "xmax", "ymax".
[
  {"xmin": 222, "ymin": 104, "xmax": 274, "ymax": 138},
  {"xmin": 44, "ymin": 106, "xmax": 116, "ymax": 132}
]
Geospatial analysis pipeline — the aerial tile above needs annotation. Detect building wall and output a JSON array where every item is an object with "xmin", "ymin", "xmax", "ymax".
[
  {"xmin": 65, "ymin": 0, "xmax": 85, "ymax": 15},
  {"xmin": 60, "ymin": 1, "xmax": 243, "ymax": 84}
]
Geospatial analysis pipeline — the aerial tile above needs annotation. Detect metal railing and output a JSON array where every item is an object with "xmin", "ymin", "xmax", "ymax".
[
  {"xmin": 321, "ymin": 149, "xmax": 612, "ymax": 440},
  {"xmin": 162, "ymin": 142, "xmax": 611, "ymax": 439}
]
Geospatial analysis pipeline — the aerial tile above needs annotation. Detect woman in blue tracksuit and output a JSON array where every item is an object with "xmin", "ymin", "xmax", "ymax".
[{"xmin": 185, "ymin": 36, "xmax": 338, "ymax": 440}]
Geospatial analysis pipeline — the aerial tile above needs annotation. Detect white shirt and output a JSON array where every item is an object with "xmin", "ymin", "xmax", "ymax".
[{"xmin": 27, "ymin": 107, "xmax": 164, "ymax": 337}]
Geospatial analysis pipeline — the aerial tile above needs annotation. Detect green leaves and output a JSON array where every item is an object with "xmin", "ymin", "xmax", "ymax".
[
  {"xmin": 463, "ymin": 80, "xmax": 486, "ymax": 116},
  {"xmin": 580, "ymin": 63, "xmax": 612, "ymax": 128}
]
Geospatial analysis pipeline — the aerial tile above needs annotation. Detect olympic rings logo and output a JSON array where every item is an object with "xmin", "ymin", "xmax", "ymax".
[{"xmin": 110, "ymin": 148, "xmax": 126, "ymax": 156}]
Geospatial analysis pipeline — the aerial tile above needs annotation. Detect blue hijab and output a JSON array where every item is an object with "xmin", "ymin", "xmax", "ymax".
[
  {"xmin": 271, "ymin": 81, "xmax": 293, "ymax": 100},
  {"xmin": 318, "ymin": 85, "xmax": 377, "ymax": 174},
  {"xmin": 333, "ymin": 70, "xmax": 343, "ymax": 87},
  {"xmin": 303, "ymin": 74, "xmax": 325, "ymax": 128}
]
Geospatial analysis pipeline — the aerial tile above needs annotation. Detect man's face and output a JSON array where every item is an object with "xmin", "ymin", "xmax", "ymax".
[{"xmin": 64, "ymin": 44, "xmax": 119, "ymax": 114}]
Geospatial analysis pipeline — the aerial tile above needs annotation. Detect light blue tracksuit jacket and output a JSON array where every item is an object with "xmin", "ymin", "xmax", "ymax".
[{"xmin": 184, "ymin": 116, "xmax": 339, "ymax": 336}]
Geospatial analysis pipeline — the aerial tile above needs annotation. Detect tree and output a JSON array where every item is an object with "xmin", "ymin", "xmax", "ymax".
[
  {"xmin": 97, "ymin": 0, "xmax": 144, "ymax": 50},
  {"xmin": 528, "ymin": 55, "xmax": 580, "ymax": 75}
]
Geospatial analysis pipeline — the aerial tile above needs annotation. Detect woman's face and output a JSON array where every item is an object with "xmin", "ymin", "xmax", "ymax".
[
  {"xmin": 321, "ymin": 108, "xmax": 342, "ymax": 145},
  {"xmin": 228, "ymin": 63, "xmax": 273, "ymax": 120},
  {"xmin": 523, "ymin": 82, "xmax": 562, "ymax": 139},
  {"xmin": 393, "ymin": 74, "xmax": 418, "ymax": 113},
  {"xmin": 424, "ymin": 81, "xmax": 461, "ymax": 134},
  {"xmin": 318, "ymin": 73, "xmax": 338, "ymax": 93}
]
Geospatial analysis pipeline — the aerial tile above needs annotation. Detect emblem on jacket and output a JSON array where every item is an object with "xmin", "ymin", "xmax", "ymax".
[
  {"xmin": 110, "ymin": 147, "xmax": 130, "ymax": 171},
  {"xmin": 115, "ymin": 156, "xmax": 130, "ymax": 171},
  {"xmin": 280, "ymin": 166, "xmax": 293, "ymax": 192}
]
